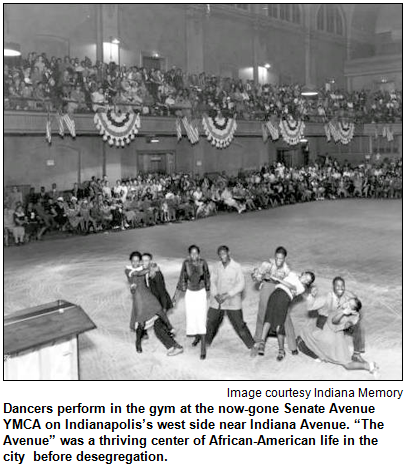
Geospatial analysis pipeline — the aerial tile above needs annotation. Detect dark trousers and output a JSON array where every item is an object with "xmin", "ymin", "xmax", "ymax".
[
  {"xmin": 344, "ymin": 314, "xmax": 365, "ymax": 353},
  {"xmin": 153, "ymin": 317, "xmax": 178, "ymax": 350},
  {"xmin": 206, "ymin": 307, "xmax": 254, "ymax": 349}
]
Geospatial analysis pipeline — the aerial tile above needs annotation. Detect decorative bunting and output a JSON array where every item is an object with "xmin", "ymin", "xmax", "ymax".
[
  {"xmin": 279, "ymin": 117, "xmax": 305, "ymax": 145},
  {"xmin": 176, "ymin": 118, "xmax": 182, "ymax": 141},
  {"xmin": 324, "ymin": 123, "xmax": 331, "ymax": 142},
  {"xmin": 58, "ymin": 114, "xmax": 65, "ymax": 137},
  {"xmin": 182, "ymin": 116, "xmax": 199, "ymax": 144},
  {"xmin": 94, "ymin": 107, "xmax": 141, "ymax": 147},
  {"xmin": 266, "ymin": 119, "xmax": 280, "ymax": 141},
  {"xmin": 62, "ymin": 113, "xmax": 76, "ymax": 138},
  {"xmin": 46, "ymin": 115, "xmax": 52, "ymax": 144},
  {"xmin": 202, "ymin": 113, "xmax": 237, "ymax": 149},
  {"xmin": 324, "ymin": 121, "xmax": 355, "ymax": 145},
  {"xmin": 325, "ymin": 120, "xmax": 354, "ymax": 145},
  {"xmin": 383, "ymin": 124, "xmax": 394, "ymax": 142},
  {"xmin": 262, "ymin": 123, "xmax": 268, "ymax": 143},
  {"xmin": 45, "ymin": 113, "xmax": 76, "ymax": 144},
  {"xmin": 337, "ymin": 121, "xmax": 355, "ymax": 144}
]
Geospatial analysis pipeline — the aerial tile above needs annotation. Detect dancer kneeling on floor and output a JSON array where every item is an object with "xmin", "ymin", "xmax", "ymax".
[
  {"xmin": 173, "ymin": 245, "xmax": 210, "ymax": 360},
  {"xmin": 125, "ymin": 251, "xmax": 183, "ymax": 356},
  {"xmin": 297, "ymin": 297, "xmax": 378, "ymax": 376},
  {"xmin": 258, "ymin": 270, "xmax": 315, "ymax": 360}
]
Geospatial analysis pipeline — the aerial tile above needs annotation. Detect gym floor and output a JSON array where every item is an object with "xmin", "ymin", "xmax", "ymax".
[{"xmin": 4, "ymin": 199, "xmax": 402, "ymax": 380}]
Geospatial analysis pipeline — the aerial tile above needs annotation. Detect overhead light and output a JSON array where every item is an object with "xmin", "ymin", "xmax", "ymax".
[
  {"xmin": 300, "ymin": 138, "xmax": 308, "ymax": 143},
  {"xmin": 4, "ymin": 42, "xmax": 21, "ymax": 57},
  {"xmin": 148, "ymin": 135, "xmax": 160, "ymax": 143},
  {"xmin": 301, "ymin": 85, "xmax": 318, "ymax": 96},
  {"xmin": 111, "ymin": 38, "xmax": 120, "ymax": 45},
  {"xmin": 264, "ymin": 63, "xmax": 271, "ymax": 69},
  {"xmin": 152, "ymin": 52, "xmax": 160, "ymax": 58}
]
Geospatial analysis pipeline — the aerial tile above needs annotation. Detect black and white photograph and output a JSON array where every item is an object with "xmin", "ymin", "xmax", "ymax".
[{"xmin": 3, "ymin": 3, "xmax": 402, "ymax": 381}]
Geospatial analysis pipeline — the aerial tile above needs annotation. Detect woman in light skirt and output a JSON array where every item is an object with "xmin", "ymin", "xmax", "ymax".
[{"xmin": 174, "ymin": 245, "xmax": 210, "ymax": 359}]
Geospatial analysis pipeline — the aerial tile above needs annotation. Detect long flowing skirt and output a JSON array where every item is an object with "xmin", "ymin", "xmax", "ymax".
[
  {"xmin": 185, "ymin": 288, "xmax": 207, "ymax": 335},
  {"xmin": 300, "ymin": 322, "xmax": 352, "ymax": 365}
]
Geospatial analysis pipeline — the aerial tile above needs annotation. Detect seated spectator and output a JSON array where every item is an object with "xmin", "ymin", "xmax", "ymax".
[
  {"xmin": 100, "ymin": 200, "xmax": 113, "ymax": 230},
  {"xmin": 48, "ymin": 183, "xmax": 60, "ymax": 202},
  {"xmin": 4, "ymin": 204, "xmax": 15, "ymax": 246},
  {"xmin": 91, "ymin": 86, "xmax": 106, "ymax": 111},
  {"xmin": 52, "ymin": 198, "xmax": 68, "ymax": 230},
  {"xmin": 13, "ymin": 204, "xmax": 27, "ymax": 245},
  {"xmin": 80, "ymin": 199, "xmax": 96, "ymax": 233}
]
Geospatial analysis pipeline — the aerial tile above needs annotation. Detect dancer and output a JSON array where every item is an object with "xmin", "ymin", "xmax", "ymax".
[
  {"xmin": 205, "ymin": 245, "xmax": 254, "ymax": 350},
  {"xmin": 141, "ymin": 252, "xmax": 176, "ymax": 338},
  {"xmin": 125, "ymin": 251, "xmax": 183, "ymax": 356},
  {"xmin": 174, "ymin": 245, "xmax": 210, "ymax": 360},
  {"xmin": 308, "ymin": 276, "xmax": 366, "ymax": 363},
  {"xmin": 141, "ymin": 253, "xmax": 174, "ymax": 317},
  {"xmin": 251, "ymin": 246, "xmax": 291, "ymax": 343},
  {"xmin": 258, "ymin": 270, "xmax": 315, "ymax": 360},
  {"xmin": 297, "ymin": 298, "xmax": 378, "ymax": 376}
]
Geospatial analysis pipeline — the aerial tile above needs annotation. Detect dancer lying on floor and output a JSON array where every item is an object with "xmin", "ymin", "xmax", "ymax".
[{"xmin": 297, "ymin": 297, "xmax": 378, "ymax": 376}]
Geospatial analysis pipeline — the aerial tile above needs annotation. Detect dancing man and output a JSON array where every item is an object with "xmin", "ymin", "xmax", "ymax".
[
  {"xmin": 142, "ymin": 253, "xmax": 174, "ymax": 318},
  {"xmin": 306, "ymin": 276, "xmax": 366, "ymax": 363},
  {"xmin": 297, "ymin": 297, "xmax": 378, "ymax": 376},
  {"xmin": 205, "ymin": 245, "xmax": 254, "ymax": 350}
]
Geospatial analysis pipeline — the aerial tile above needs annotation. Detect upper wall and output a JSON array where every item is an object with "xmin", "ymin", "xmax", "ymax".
[
  {"xmin": 118, "ymin": 5, "xmax": 187, "ymax": 69},
  {"xmin": 5, "ymin": 4, "xmax": 400, "ymax": 91},
  {"xmin": 4, "ymin": 4, "xmax": 345, "ymax": 86},
  {"xmin": 4, "ymin": 4, "xmax": 97, "ymax": 59}
]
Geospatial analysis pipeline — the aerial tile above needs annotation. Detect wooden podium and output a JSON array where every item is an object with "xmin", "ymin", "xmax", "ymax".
[{"xmin": 4, "ymin": 300, "xmax": 96, "ymax": 380}]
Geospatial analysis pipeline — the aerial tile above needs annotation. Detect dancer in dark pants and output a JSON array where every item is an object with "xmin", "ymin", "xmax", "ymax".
[
  {"xmin": 205, "ymin": 245, "xmax": 254, "ymax": 350},
  {"xmin": 141, "ymin": 252, "xmax": 174, "ymax": 330},
  {"xmin": 125, "ymin": 251, "xmax": 183, "ymax": 356}
]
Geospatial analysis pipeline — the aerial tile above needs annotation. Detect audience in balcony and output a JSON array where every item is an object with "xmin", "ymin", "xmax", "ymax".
[
  {"xmin": 4, "ymin": 52, "xmax": 402, "ymax": 123},
  {"xmin": 3, "ymin": 158, "xmax": 402, "ymax": 246}
]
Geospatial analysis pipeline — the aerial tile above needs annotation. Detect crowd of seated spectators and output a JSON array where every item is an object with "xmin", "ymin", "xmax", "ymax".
[
  {"xmin": 4, "ymin": 158, "xmax": 402, "ymax": 246},
  {"xmin": 4, "ymin": 52, "xmax": 402, "ymax": 123}
]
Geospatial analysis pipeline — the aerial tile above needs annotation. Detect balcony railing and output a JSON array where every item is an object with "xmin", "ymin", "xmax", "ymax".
[{"xmin": 4, "ymin": 109, "xmax": 402, "ymax": 138}]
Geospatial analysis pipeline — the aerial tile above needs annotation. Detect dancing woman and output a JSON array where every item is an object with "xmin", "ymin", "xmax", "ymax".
[
  {"xmin": 174, "ymin": 245, "xmax": 210, "ymax": 359},
  {"xmin": 297, "ymin": 298, "xmax": 378, "ymax": 376},
  {"xmin": 125, "ymin": 251, "xmax": 182, "ymax": 356},
  {"xmin": 251, "ymin": 246, "xmax": 290, "ymax": 343},
  {"xmin": 258, "ymin": 271, "xmax": 315, "ymax": 360}
]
